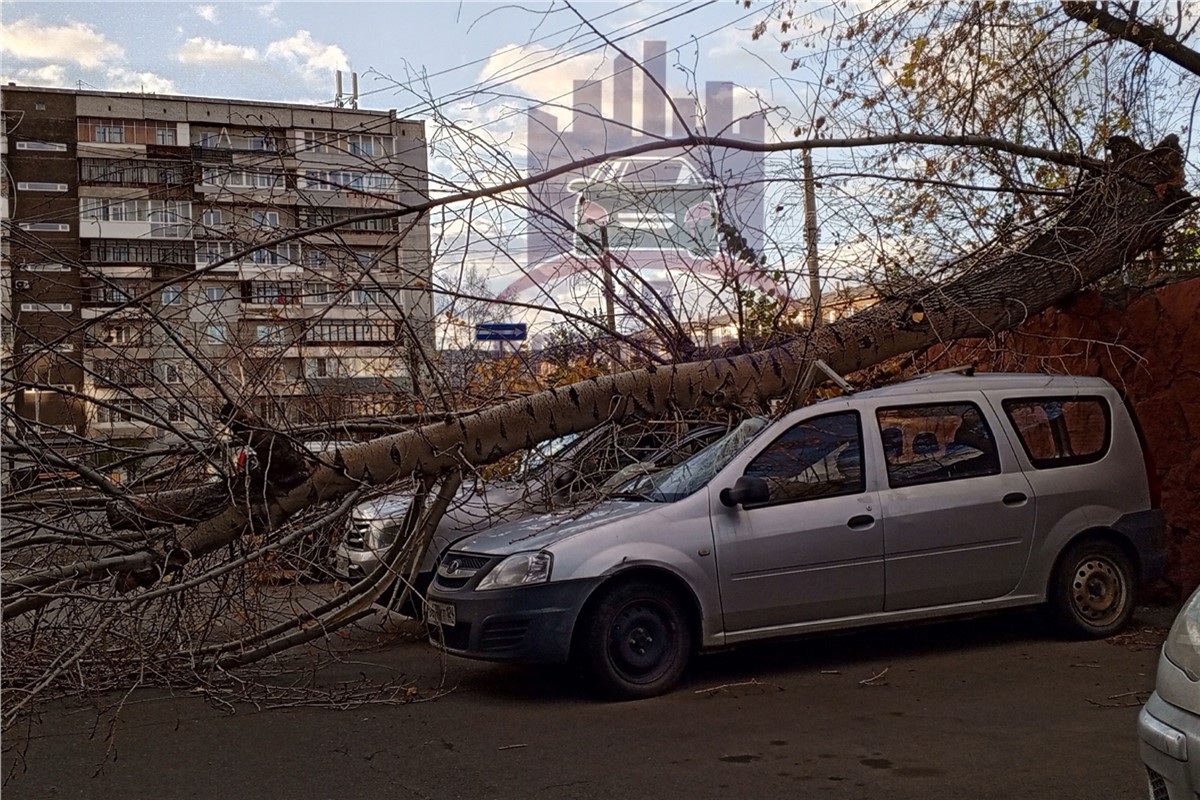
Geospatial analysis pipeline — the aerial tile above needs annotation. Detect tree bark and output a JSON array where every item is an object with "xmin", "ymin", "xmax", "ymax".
[{"xmin": 1062, "ymin": 2, "xmax": 1200, "ymax": 77}]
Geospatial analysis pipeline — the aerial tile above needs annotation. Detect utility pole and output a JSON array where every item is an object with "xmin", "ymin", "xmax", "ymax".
[
  {"xmin": 599, "ymin": 225, "xmax": 619, "ymax": 364},
  {"xmin": 599, "ymin": 225, "xmax": 616, "ymax": 335},
  {"xmin": 803, "ymin": 149, "xmax": 822, "ymax": 326}
]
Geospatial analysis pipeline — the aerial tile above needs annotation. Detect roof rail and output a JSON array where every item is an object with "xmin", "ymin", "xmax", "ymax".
[{"xmin": 916, "ymin": 364, "xmax": 976, "ymax": 379}]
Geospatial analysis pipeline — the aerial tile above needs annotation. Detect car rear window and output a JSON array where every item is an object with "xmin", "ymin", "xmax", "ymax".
[{"xmin": 1000, "ymin": 397, "xmax": 1111, "ymax": 469}]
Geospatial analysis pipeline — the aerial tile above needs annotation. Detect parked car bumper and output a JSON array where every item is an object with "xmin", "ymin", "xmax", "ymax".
[
  {"xmin": 331, "ymin": 542, "xmax": 381, "ymax": 582},
  {"xmin": 1138, "ymin": 691, "xmax": 1200, "ymax": 798},
  {"xmin": 1114, "ymin": 508, "xmax": 1167, "ymax": 585},
  {"xmin": 426, "ymin": 578, "xmax": 602, "ymax": 665}
]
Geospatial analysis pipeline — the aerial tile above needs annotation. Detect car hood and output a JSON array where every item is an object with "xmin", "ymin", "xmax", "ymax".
[
  {"xmin": 354, "ymin": 479, "xmax": 525, "ymax": 524},
  {"xmin": 449, "ymin": 501, "xmax": 653, "ymax": 556}
]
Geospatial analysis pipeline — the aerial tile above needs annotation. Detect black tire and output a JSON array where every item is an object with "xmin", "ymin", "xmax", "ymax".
[
  {"xmin": 1050, "ymin": 539, "xmax": 1137, "ymax": 638},
  {"xmin": 577, "ymin": 580, "xmax": 692, "ymax": 700}
]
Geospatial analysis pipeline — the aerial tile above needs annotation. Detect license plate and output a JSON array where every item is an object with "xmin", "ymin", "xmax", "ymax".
[
  {"xmin": 427, "ymin": 600, "xmax": 456, "ymax": 627},
  {"xmin": 335, "ymin": 555, "xmax": 349, "ymax": 577}
]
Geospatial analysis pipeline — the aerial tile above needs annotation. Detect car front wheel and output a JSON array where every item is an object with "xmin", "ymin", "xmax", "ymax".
[
  {"xmin": 1051, "ymin": 539, "xmax": 1137, "ymax": 638},
  {"xmin": 578, "ymin": 580, "xmax": 692, "ymax": 700}
]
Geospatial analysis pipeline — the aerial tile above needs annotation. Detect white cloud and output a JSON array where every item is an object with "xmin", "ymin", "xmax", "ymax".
[
  {"xmin": 177, "ymin": 37, "xmax": 260, "ymax": 66},
  {"xmin": 2, "ymin": 64, "xmax": 69, "ymax": 87},
  {"xmin": 195, "ymin": 5, "xmax": 218, "ymax": 23},
  {"xmin": 265, "ymin": 31, "xmax": 349, "ymax": 86},
  {"xmin": 103, "ymin": 68, "xmax": 177, "ymax": 95},
  {"xmin": 1, "ymin": 18, "xmax": 124, "ymax": 69},
  {"xmin": 254, "ymin": 2, "xmax": 284, "ymax": 26},
  {"xmin": 480, "ymin": 44, "xmax": 605, "ymax": 112}
]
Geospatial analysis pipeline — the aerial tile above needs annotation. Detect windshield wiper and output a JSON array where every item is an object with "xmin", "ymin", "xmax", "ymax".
[{"xmin": 608, "ymin": 490, "xmax": 655, "ymax": 502}]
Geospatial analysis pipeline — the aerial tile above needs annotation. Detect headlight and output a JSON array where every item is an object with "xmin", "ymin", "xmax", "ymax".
[
  {"xmin": 476, "ymin": 552, "xmax": 553, "ymax": 591},
  {"xmin": 1164, "ymin": 588, "xmax": 1200, "ymax": 681},
  {"xmin": 368, "ymin": 522, "xmax": 398, "ymax": 550}
]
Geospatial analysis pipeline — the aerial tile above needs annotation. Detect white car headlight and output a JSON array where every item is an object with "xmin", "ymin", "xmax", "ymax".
[
  {"xmin": 1164, "ymin": 588, "xmax": 1200, "ymax": 681},
  {"xmin": 476, "ymin": 552, "xmax": 553, "ymax": 591}
]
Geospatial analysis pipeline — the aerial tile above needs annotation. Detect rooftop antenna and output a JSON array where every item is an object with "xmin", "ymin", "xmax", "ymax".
[
  {"xmin": 334, "ymin": 70, "xmax": 344, "ymax": 108},
  {"xmin": 350, "ymin": 72, "xmax": 358, "ymax": 110}
]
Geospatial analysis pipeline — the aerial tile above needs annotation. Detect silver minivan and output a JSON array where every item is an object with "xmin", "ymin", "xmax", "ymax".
[{"xmin": 426, "ymin": 372, "xmax": 1165, "ymax": 698}]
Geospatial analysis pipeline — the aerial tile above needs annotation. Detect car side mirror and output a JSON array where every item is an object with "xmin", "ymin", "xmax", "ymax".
[{"xmin": 719, "ymin": 476, "xmax": 770, "ymax": 508}]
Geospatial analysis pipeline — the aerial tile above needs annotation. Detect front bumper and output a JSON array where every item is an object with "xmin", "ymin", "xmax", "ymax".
[
  {"xmin": 426, "ymin": 578, "xmax": 601, "ymax": 665},
  {"xmin": 1138, "ymin": 692, "xmax": 1200, "ymax": 799},
  {"xmin": 331, "ymin": 542, "xmax": 382, "ymax": 581}
]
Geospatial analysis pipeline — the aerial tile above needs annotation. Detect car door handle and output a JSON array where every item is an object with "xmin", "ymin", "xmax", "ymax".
[
  {"xmin": 1002, "ymin": 492, "xmax": 1028, "ymax": 506},
  {"xmin": 847, "ymin": 514, "xmax": 875, "ymax": 530}
]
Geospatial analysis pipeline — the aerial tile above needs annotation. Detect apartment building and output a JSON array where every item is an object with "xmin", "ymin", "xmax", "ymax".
[{"xmin": 1, "ymin": 85, "xmax": 432, "ymax": 446}]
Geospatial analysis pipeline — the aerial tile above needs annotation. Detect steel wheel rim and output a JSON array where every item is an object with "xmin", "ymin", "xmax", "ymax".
[
  {"xmin": 1070, "ymin": 555, "xmax": 1127, "ymax": 627},
  {"xmin": 607, "ymin": 600, "xmax": 673, "ymax": 684}
]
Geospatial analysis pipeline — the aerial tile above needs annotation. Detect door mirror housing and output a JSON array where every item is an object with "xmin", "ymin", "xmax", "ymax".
[{"xmin": 719, "ymin": 476, "xmax": 770, "ymax": 508}]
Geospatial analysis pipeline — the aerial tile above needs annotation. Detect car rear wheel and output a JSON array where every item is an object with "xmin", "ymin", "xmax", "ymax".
[
  {"xmin": 1051, "ymin": 539, "xmax": 1136, "ymax": 638},
  {"xmin": 578, "ymin": 580, "xmax": 692, "ymax": 700}
]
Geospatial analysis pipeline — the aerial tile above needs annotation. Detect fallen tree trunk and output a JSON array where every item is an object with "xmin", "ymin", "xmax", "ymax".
[{"xmin": 87, "ymin": 134, "xmax": 1191, "ymax": 591}]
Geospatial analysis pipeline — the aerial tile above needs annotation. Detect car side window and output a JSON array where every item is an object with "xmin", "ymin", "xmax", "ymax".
[
  {"xmin": 1001, "ymin": 397, "xmax": 1111, "ymax": 469},
  {"xmin": 743, "ymin": 411, "xmax": 864, "ymax": 505},
  {"xmin": 876, "ymin": 403, "xmax": 1001, "ymax": 488}
]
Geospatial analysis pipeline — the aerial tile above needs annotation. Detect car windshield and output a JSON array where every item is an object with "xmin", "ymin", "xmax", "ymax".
[
  {"xmin": 613, "ymin": 417, "xmax": 769, "ymax": 502},
  {"xmin": 518, "ymin": 432, "xmax": 581, "ymax": 479}
]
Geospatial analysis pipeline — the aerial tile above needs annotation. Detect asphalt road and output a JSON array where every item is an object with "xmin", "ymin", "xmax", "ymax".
[{"xmin": 3, "ymin": 605, "xmax": 1172, "ymax": 800}]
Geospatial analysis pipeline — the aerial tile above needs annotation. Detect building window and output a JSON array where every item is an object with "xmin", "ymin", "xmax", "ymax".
[
  {"xmin": 254, "ymin": 324, "xmax": 286, "ymax": 344},
  {"xmin": 94, "ymin": 325, "xmax": 139, "ymax": 345},
  {"xmin": 19, "ymin": 222, "xmax": 71, "ymax": 232},
  {"xmin": 201, "ymin": 167, "xmax": 282, "ymax": 190},
  {"xmin": 85, "ymin": 285, "xmax": 133, "ymax": 305},
  {"xmin": 94, "ymin": 125, "xmax": 126, "ymax": 143},
  {"xmin": 80, "ymin": 199, "xmax": 192, "ymax": 237},
  {"xmin": 202, "ymin": 208, "xmax": 223, "ymax": 227},
  {"xmin": 345, "ymin": 134, "xmax": 392, "ymax": 157},
  {"xmin": 89, "ymin": 240, "xmax": 192, "ymax": 265},
  {"xmin": 196, "ymin": 241, "xmax": 236, "ymax": 265},
  {"xmin": 163, "ymin": 364, "xmax": 183, "ymax": 384},
  {"xmin": 248, "ymin": 135, "xmax": 277, "ymax": 152},
  {"xmin": 306, "ymin": 357, "xmax": 329, "ymax": 378},
  {"xmin": 17, "ymin": 182, "xmax": 69, "ymax": 192},
  {"xmin": 203, "ymin": 325, "xmax": 228, "ymax": 344},
  {"xmin": 250, "ymin": 281, "xmax": 302, "ymax": 305},
  {"xmin": 204, "ymin": 286, "xmax": 227, "ymax": 303},
  {"xmin": 162, "ymin": 287, "xmax": 183, "ymax": 306},
  {"xmin": 16, "ymin": 141, "xmax": 68, "ymax": 152},
  {"xmin": 22, "ymin": 343, "xmax": 75, "ymax": 355},
  {"xmin": 19, "ymin": 263, "xmax": 71, "ymax": 272},
  {"xmin": 354, "ymin": 287, "xmax": 386, "ymax": 306},
  {"xmin": 251, "ymin": 210, "xmax": 280, "ymax": 227},
  {"xmin": 95, "ymin": 398, "xmax": 143, "ymax": 425},
  {"xmin": 155, "ymin": 127, "xmax": 177, "ymax": 145},
  {"xmin": 20, "ymin": 302, "xmax": 73, "ymax": 313},
  {"xmin": 80, "ymin": 158, "xmax": 189, "ymax": 186},
  {"xmin": 197, "ymin": 131, "xmax": 226, "ymax": 148},
  {"xmin": 307, "ymin": 321, "xmax": 392, "ymax": 343},
  {"xmin": 248, "ymin": 245, "xmax": 300, "ymax": 266}
]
